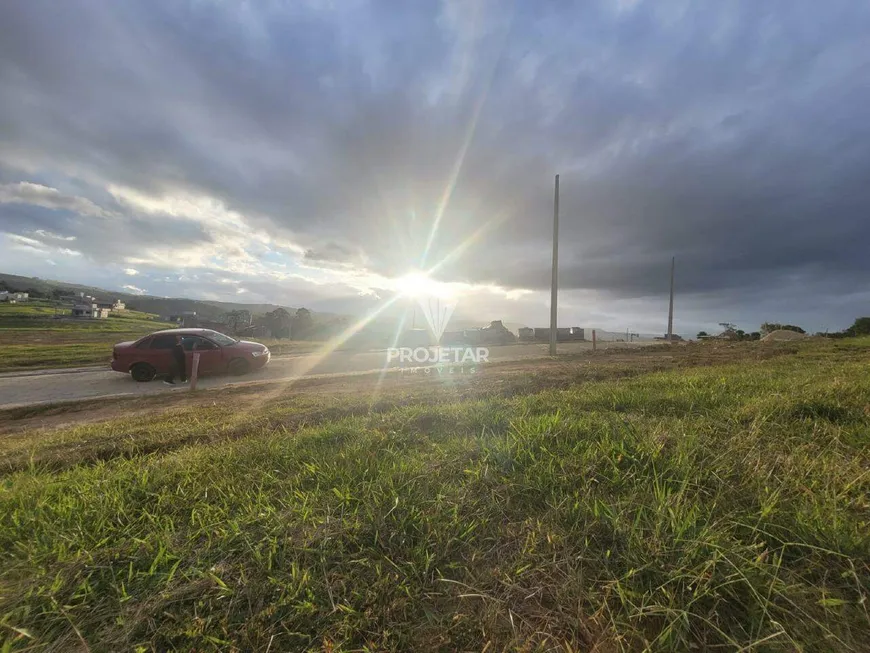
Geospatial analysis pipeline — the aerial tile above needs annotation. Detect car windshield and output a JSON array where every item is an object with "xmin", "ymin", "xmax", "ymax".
[{"xmin": 202, "ymin": 330, "xmax": 237, "ymax": 347}]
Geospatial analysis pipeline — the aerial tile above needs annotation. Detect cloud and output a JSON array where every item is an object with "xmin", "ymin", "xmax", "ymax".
[
  {"xmin": 123, "ymin": 268, "xmax": 139, "ymax": 276},
  {"xmin": 1, "ymin": 0, "xmax": 869, "ymax": 333},
  {"xmin": 33, "ymin": 229, "xmax": 76, "ymax": 241},
  {"xmin": 0, "ymin": 182, "xmax": 111, "ymax": 218},
  {"xmin": 6, "ymin": 232, "xmax": 82, "ymax": 257},
  {"xmin": 122, "ymin": 284, "xmax": 147, "ymax": 295}
]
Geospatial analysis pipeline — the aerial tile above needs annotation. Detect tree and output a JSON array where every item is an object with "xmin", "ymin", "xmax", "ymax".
[
  {"xmin": 845, "ymin": 317, "xmax": 870, "ymax": 337},
  {"xmin": 750, "ymin": 332, "xmax": 761, "ymax": 341},
  {"xmin": 292, "ymin": 308, "xmax": 313, "ymax": 339},
  {"xmin": 223, "ymin": 310, "xmax": 251, "ymax": 333},
  {"xmin": 717, "ymin": 323, "xmax": 739, "ymax": 340},
  {"xmin": 262, "ymin": 308, "xmax": 292, "ymax": 339},
  {"xmin": 696, "ymin": 331, "xmax": 708, "ymax": 339}
]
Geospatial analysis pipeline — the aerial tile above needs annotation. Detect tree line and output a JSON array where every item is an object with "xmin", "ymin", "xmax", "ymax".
[{"xmin": 697, "ymin": 317, "xmax": 870, "ymax": 340}]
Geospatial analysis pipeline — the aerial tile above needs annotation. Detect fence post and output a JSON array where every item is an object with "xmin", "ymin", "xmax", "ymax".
[
  {"xmin": 190, "ymin": 352, "xmax": 201, "ymax": 391},
  {"xmin": 592, "ymin": 329, "xmax": 597, "ymax": 351}
]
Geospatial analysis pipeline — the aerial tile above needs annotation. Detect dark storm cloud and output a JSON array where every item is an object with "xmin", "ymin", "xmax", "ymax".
[
  {"xmin": 2, "ymin": 0, "xmax": 870, "ymax": 318},
  {"xmin": 0, "ymin": 193, "xmax": 213, "ymax": 262}
]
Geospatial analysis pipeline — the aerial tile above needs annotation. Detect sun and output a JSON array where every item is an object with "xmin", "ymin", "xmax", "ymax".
[{"xmin": 393, "ymin": 271, "xmax": 455, "ymax": 299}]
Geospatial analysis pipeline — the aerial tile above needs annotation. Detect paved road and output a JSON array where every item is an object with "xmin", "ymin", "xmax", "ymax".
[{"xmin": 0, "ymin": 341, "xmax": 654, "ymax": 409}]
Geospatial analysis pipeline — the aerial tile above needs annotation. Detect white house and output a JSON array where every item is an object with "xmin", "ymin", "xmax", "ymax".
[
  {"xmin": 72, "ymin": 303, "xmax": 110, "ymax": 319},
  {"xmin": 0, "ymin": 291, "xmax": 28, "ymax": 303},
  {"xmin": 96, "ymin": 299, "xmax": 125, "ymax": 312}
]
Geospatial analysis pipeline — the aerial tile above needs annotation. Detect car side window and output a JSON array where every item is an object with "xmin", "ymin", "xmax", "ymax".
[
  {"xmin": 150, "ymin": 335, "xmax": 178, "ymax": 349},
  {"xmin": 182, "ymin": 336, "xmax": 218, "ymax": 351},
  {"xmin": 136, "ymin": 337, "xmax": 152, "ymax": 349}
]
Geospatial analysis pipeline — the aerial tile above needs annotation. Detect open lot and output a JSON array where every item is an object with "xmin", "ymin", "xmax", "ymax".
[
  {"xmin": 0, "ymin": 301, "xmax": 323, "ymax": 372},
  {"xmin": 1, "ymin": 338, "xmax": 869, "ymax": 650},
  {"xmin": 0, "ymin": 302, "xmax": 173, "ymax": 371}
]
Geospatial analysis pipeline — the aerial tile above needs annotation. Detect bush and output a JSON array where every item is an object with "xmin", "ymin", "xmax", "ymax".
[{"xmin": 761, "ymin": 322, "xmax": 805, "ymax": 335}]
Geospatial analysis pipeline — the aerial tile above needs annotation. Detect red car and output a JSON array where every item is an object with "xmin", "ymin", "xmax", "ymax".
[{"xmin": 112, "ymin": 328, "xmax": 270, "ymax": 382}]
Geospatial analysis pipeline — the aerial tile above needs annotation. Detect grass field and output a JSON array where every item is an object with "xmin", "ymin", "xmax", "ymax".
[
  {"xmin": 1, "ymin": 339, "xmax": 869, "ymax": 650},
  {"xmin": 0, "ymin": 302, "xmax": 324, "ymax": 371},
  {"xmin": 0, "ymin": 301, "xmax": 175, "ymax": 372}
]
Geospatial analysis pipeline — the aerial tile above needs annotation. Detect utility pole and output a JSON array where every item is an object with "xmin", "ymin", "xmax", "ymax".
[
  {"xmin": 549, "ymin": 174, "xmax": 560, "ymax": 356},
  {"xmin": 667, "ymin": 256, "xmax": 675, "ymax": 342}
]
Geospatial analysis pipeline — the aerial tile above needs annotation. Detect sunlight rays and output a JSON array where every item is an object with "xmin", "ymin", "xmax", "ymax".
[{"xmin": 419, "ymin": 92, "xmax": 485, "ymax": 270}]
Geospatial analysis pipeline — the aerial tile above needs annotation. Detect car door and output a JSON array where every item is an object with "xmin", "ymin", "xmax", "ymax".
[
  {"xmin": 183, "ymin": 336, "xmax": 223, "ymax": 375},
  {"xmin": 148, "ymin": 334, "xmax": 179, "ymax": 373}
]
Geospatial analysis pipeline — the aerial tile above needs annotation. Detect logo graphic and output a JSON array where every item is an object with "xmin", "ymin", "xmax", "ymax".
[
  {"xmin": 418, "ymin": 296, "xmax": 457, "ymax": 342},
  {"xmin": 386, "ymin": 293, "xmax": 489, "ymax": 371}
]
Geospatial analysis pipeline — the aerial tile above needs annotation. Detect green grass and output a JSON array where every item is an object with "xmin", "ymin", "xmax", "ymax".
[
  {"xmin": 0, "ymin": 302, "xmax": 173, "ymax": 371},
  {"xmin": 0, "ymin": 342, "xmax": 114, "ymax": 370},
  {"xmin": 0, "ymin": 302, "xmax": 169, "ymax": 331},
  {"xmin": 1, "ymin": 340, "xmax": 869, "ymax": 650},
  {"xmin": 0, "ymin": 301, "xmax": 319, "ymax": 371}
]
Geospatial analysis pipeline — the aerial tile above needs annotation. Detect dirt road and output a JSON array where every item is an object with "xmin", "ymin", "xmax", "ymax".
[{"xmin": 0, "ymin": 341, "xmax": 658, "ymax": 409}]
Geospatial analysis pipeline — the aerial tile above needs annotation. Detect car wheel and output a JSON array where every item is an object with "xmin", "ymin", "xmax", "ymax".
[
  {"xmin": 130, "ymin": 363, "xmax": 156, "ymax": 382},
  {"xmin": 228, "ymin": 358, "xmax": 250, "ymax": 376}
]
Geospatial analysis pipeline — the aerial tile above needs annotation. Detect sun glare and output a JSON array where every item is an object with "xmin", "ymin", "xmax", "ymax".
[{"xmin": 393, "ymin": 271, "xmax": 455, "ymax": 299}]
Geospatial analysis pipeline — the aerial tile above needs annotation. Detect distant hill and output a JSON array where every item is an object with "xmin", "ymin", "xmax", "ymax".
[
  {"xmin": 0, "ymin": 272, "xmax": 302, "ymax": 321},
  {"xmin": 0, "ymin": 273, "xmax": 104, "ymax": 298},
  {"xmin": 1, "ymin": 272, "xmax": 662, "ymax": 340},
  {"xmin": 122, "ymin": 297, "xmax": 300, "ymax": 321}
]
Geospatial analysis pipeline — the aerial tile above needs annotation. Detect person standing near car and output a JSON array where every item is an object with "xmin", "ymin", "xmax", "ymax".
[{"xmin": 164, "ymin": 335, "xmax": 187, "ymax": 385}]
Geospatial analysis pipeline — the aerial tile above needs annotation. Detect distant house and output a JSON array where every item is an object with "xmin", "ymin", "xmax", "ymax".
[
  {"xmin": 166, "ymin": 311, "xmax": 197, "ymax": 327},
  {"xmin": 96, "ymin": 299, "xmax": 126, "ymax": 312},
  {"xmin": 440, "ymin": 330, "xmax": 468, "ymax": 346},
  {"xmin": 478, "ymin": 320, "xmax": 517, "ymax": 345},
  {"xmin": 0, "ymin": 291, "xmax": 28, "ymax": 303},
  {"xmin": 72, "ymin": 303, "xmax": 110, "ymax": 319},
  {"xmin": 531, "ymin": 326, "xmax": 585, "ymax": 343}
]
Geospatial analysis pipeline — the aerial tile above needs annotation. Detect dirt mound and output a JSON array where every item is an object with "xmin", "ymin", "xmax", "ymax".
[{"xmin": 762, "ymin": 329, "xmax": 807, "ymax": 342}]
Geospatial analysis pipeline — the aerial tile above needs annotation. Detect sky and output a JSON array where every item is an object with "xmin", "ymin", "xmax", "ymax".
[{"xmin": 1, "ymin": 0, "xmax": 869, "ymax": 336}]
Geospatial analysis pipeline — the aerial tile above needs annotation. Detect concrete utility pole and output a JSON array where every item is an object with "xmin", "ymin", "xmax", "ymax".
[
  {"xmin": 549, "ymin": 174, "xmax": 560, "ymax": 356},
  {"xmin": 667, "ymin": 256, "xmax": 675, "ymax": 342}
]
